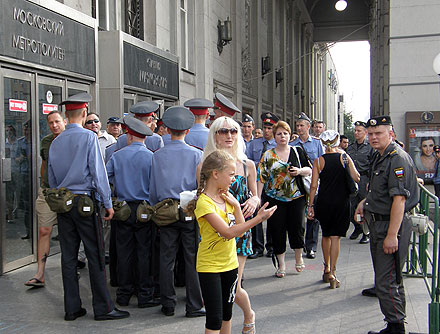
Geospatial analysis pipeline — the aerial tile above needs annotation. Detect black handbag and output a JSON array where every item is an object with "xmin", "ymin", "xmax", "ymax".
[{"xmin": 342, "ymin": 153, "xmax": 358, "ymax": 196}]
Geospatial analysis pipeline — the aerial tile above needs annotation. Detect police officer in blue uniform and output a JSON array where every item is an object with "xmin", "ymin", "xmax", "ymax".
[
  {"xmin": 48, "ymin": 93, "xmax": 129, "ymax": 321},
  {"xmin": 290, "ymin": 112, "xmax": 324, "ymax": 259},
  {"xmin": 242, "ymin": 114, "xmax": 255, "ymax": 150},
  {"xmin": 246, "ymin": 112, "xmax": 279, "ymax": 258},
  {"xmin": 106, "ymin": 116, "xmax": 160, "ymax": 308},
  {"xmin": 214, "ymin": 92, "xmax": 241, "ymax": 119},
  {"xmin": 112, "ymin": 101, "xmax": 164, "ymax": 155},
  {"xmin": 149, "ymin": 106, "xmax": 205, "ymax": 318},
  {"xmin": 183, "ymin": 98, "xmax": 212, "ymax": 150},
  {"xmin": 355, "ymin": 116, "xmax": 419, "ymax": 334}
]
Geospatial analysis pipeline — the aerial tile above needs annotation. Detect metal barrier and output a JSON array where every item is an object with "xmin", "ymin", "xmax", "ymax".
[{"xmin": 404, "ymin": 184, "xmax": 439, "ymax": 334}]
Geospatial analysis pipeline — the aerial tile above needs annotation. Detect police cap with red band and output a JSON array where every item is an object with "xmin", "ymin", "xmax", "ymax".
[
  {"xmin": 59, "ymin": 92, "xmax": 92, "ymax": 111},
  {"xmin": 184, "ymin": 98, "xmax": 214, "ymax": 115},
  {"xmin": 260, "ymin": 112, "xmax": 279, "ymax": 126},
  {"xmin": 123, "ymin": 115, "xmax": 153, "ymax": 138},
  {"xmin": 214, "ymin": 92, "xmax": 241, "ymax": 116},
  {"xmin": 129, "ymin": 101, "xmax": 159, "ymax": 116}
]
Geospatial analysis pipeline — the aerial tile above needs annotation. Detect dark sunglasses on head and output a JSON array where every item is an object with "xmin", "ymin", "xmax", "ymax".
[
  {"xmin": 85, "ymin": 119, "xmax": 100, "ymax": 125},
  {"xmin": 217, "ymin": 127, "xmax": 238, "ymax": 135}
]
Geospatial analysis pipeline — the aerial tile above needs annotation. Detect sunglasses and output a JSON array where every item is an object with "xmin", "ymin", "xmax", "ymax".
[
  {"xmin": 85, "ymin": 119, "xmax": 100, "ymax": 125},
  {"xmin": 217, "ymin": 127, "xmax": 238, "ymax": 135}
]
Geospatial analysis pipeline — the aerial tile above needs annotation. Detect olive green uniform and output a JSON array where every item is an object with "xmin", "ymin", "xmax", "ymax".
[{"xmin": 364, "ymin": 142, "xmax": 419, "ymax": 324}]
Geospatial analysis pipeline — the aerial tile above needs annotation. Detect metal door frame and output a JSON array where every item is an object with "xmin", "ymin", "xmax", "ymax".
[{"xmin": 0, "ymin": 67, "xmax": 37, "ymax": 273}]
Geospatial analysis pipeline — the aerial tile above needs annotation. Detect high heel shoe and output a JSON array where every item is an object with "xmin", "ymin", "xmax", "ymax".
[
  {"xmin": 329, "ymin": 267, "xmax": 340, "ymax": 289},
  {"xmin": 322, "ymin": 263, "xmax": 331, "ymax": 283}
]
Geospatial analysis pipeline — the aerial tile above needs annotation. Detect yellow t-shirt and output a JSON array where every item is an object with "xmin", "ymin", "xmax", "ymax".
[{"xmin": 194, "ymin": 193, "xmax": 238, "ymax": 273}]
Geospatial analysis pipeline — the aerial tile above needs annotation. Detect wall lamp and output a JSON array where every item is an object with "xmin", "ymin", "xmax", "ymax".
[
  {"xmin": 335, "ymin": 0, "xmax": 347, "ymax": 11},
  {"xmin": 262, "ymin": 55, "xmax": 271, "ymax": 78},
  {"xmin": 275, "ymin": 68, "xmax": 283, "ymax": 87},
  {"xmin": 217, "ymin": 17, "xmax": 232, "ymax": 54}
]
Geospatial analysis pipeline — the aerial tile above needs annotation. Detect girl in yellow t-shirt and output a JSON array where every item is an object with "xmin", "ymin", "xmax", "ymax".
[{"xmin": 187, "ymin": 151, "xmax": 276, "ymax": 334}]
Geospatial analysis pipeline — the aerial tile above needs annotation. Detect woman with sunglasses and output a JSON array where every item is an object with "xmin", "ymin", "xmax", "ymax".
[{"xmin": 199, "ymin": 116, "xmax": 260, "ymax": 334}]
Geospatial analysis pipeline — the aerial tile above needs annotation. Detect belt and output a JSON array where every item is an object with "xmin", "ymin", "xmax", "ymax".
[{"xmin": 370, "ymin": 213, "xmax": 390, "ymax": 222}]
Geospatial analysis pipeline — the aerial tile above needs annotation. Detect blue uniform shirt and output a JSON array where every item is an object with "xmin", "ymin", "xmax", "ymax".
[
  {"xmin": 48, "ymin": 123, "xmax": 112, "ymax": 209},
  {"xmin": 105, "ymin": 143, "xmax": 117, "ymax": 165},
  {"xmin": 115, "ymin": 133, "xmax": 164, "ymax": 153},
  {"xmin": 290, "ymin": 136, "xmax": 324, "ymax": 162},
  {"xmin": 185, "ymin": 123, "xmax": 209, "ymax": 150},
  {"xmin": 106, "ymin": 141, "xmax": 153, "ymax": 202},
  {"xmin": 149, "ymin": 140, "xmax": 202, "ymax": 205},
  {"xmin": 162, "ymin": 134, "xmax": 172, "ymax": 146},
  {"xmin": 246, "ymin": 137, "xmax": 276, "ymax": 165},
  {"xmin": 244, "ymin": 136, "xmax": 254, "ymax": 151}
]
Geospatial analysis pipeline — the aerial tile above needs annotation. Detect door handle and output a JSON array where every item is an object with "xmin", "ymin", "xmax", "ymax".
[{"xmin": 2, "ymin": 158, "xmax": 12, "ymax": 182}]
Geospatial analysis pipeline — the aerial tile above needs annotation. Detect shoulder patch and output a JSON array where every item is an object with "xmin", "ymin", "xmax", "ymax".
[{"xmin": 394, "ymin": 167, "xmax": 404, "ymax": 178}]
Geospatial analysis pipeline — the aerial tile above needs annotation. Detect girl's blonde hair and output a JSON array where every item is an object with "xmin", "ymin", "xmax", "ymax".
[
  {"xmin": 186, "ymin": 150, "xmax": 236, "ymax": 215},
  {"xmin": 202, "ymin": 117, "xmax": 247, "ymax": 163}
]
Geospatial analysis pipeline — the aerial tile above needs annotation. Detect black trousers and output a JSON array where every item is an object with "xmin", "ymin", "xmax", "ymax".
[
  {"xmin": 305, "ymin": 196, "xmax": 319, "ymax": 252},
  {"xmin": 267, "ymin": 196, "xmax": 306, "ymax": 254},
  {"xmin": 115, "ymin": 202, "xmax": 154, "ymax": 304},
  {"xmin": 199, "ymin": 268, "xmax": 238, "ymax": 331},
  {"xmin": 57, "ymin": 197, "xmax": 114, "ymax": 316},
  {"xmin": 159, "ymin": 220, "xmax": 203, "ymax": 311}
]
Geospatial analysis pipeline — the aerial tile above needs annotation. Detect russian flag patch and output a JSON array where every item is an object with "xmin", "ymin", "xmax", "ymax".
[{"xmin": 394, "ymin": 167, "xmax": 404, "ymax": 178}]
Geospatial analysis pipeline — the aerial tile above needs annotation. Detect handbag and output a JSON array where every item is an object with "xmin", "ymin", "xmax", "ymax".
[
  {"xmin": 291, "ymin": 146, "xmax": 314, "ymax": 195},
  {"xmin": 342, "ymin": 153, "xmax": 359, "ymax": 196}
]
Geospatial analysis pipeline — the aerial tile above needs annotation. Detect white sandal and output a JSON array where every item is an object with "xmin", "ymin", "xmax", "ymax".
[{"xmin": 242, "ymin": 322, "xmax": 256, "ymax": 334}]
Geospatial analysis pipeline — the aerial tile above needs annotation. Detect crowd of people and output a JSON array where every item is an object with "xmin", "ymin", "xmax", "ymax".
[{"xmin": 23, "ymin": 89, "xmax": 419, "ymax": 334}]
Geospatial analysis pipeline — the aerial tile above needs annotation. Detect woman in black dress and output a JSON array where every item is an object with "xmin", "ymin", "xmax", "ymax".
[{"xmin": 307, "ymin": 130, "xmax": 359, "ymax": 288}]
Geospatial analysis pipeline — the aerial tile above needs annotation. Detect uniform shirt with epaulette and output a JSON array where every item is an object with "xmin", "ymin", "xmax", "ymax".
[
  {"xmin": 346, "ymin": 139, "xmax": 373, "ymax": 175},
  {"xmin": 364, "ymin": 142, "xmax": 419, "ymax": 215}
]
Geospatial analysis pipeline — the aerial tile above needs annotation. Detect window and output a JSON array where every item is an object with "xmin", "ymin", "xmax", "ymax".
[
  {"xmin": 124, "ymin": 0, "xmax": 144, "ymax": 40},
  {"xmin": 180, "ymin": 0, "xmax": 194, "ymax": 71}
]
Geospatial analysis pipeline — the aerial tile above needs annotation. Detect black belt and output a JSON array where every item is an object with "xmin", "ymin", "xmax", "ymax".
[
  {"xmin": 370, "ymin": 213, "xmax": 390, "ymax": 222},
  {"xmin": 360, "ymin": 171, "xmax": 369, "ymax": 177}
]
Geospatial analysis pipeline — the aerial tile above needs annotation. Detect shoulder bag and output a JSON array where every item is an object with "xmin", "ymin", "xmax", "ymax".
[
  {"xmin": 290, "ymin": 146, "xmax": 315, "ymax": 195},
  {"xmin": 342, "ymin": 153, "xmax": 358, "ymax": 196}
]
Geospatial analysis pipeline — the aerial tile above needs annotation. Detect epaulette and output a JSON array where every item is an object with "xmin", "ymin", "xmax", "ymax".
[{"xmin": 389, "ymin": 149, "xmax": 397, "ymax": 156}]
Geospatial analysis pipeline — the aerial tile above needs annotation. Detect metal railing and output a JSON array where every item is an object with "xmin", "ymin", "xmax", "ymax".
[{"xmin": 404, "ymin": 184, "xmax": 439, "ymax": 334}]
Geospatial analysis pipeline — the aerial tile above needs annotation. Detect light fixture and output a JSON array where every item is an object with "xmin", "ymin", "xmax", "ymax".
[
  {"xmin": 261, "ymin": 55, "xmax": 271, "ymax": 78},
  {"xmin": 217, "ymin": 17, "xmax": 232, "ymax": 54},
  {"xmin": 276, "ymin": 68, "xmax": 283, "ymax": 87},
  {"xmin": 335, "ymin": 0, "xmax": 347, "ymax": 11},
  {"xmin": 433, "ymin": 52, "xmax": 440, "ymax": 75}
]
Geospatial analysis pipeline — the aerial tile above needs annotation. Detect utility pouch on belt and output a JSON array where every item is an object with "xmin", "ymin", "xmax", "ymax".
[
  {"xmin": 112, "ymin": 198, "xmax": 131, "ymax": 221},
  {"xmin": 43, "ymin": 187, "xmax": 74, "ymax": 213},
  {"xmin": 151, "ymin": 199, "xmax": 180, "ymax": 227},
  {"xmin": 77, "ymin": 194, "xmax": 94, "ymax": 217},
  {"xmin": 136, "ymin": 201, "xmax": 154, "ymax": 223}
]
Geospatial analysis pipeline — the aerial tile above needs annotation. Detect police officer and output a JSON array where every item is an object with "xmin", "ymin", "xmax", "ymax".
[
  {"xmin": 106, "ymin": 116, "xmax": 159, "ymax": 308},
  {"xmin": 214, "ymin": 92, "xmax": 241, "ymax": 119},
  {"xmin": 242, "ymin": 114, "xmax": 255, "ymax": 150},
  {"xmin": 112, "ymin": 101, "xmax": 164, "ymax": 154},
  {"xmin": 355, "ymin": 116, "xmax": 418, "ymax": 334},
  {"xmin": 48, "ymin": 93, "xmax": 129, "ymax": 321},
  {"xmin": 183, "ymin": 98, "xmax": 213, "ymax": 150},
  {"xmin": 246, "ymin": 112, "xmax": 279, "ymax": 258},
  {"xmin": 290, "ymin": 112, "xmax": 324, "ymax": 259},
  {"xmin": 149, "ymin": 106, "xmax": 205, "ymax": 318},
  {"xmin": 347, "ymin": 121, "xmax": 374, "ymax": 244}
]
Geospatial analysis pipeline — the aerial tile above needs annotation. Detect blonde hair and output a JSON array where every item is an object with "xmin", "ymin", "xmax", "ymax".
[
  {"xmin": 203, "ymin": 117, "xmax": 246, "ymax": 163},
  {"xmin": 186, "ymin": 150, "xmax": 236, "ymax": 215}
]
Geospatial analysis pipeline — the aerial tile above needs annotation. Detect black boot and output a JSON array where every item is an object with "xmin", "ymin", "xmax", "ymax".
[{"xmin": 368, "ymin": 322, "xmax": 405, "ymax": 334}]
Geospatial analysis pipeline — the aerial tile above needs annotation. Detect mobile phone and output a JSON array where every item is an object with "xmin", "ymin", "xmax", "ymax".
[{"xmin": 356, "ymin": 214, "xmax": 362, "ymax": 222}]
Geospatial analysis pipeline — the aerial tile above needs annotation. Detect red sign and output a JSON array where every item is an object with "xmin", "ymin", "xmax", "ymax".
[
  {"xmin": 42, "ymin": 104, "xmax": 58, "ymax": 114},
  {"xmin": 9, "ymin": 99, "xmax": 27, "ymax": 112}
]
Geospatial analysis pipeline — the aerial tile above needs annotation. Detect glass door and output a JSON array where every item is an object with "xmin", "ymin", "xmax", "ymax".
[{"xmin": 1, "ymin": 69, "xmax": 35, "ymax": 272}]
